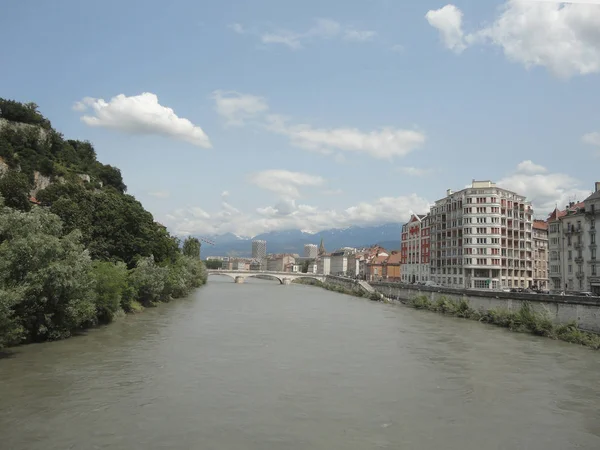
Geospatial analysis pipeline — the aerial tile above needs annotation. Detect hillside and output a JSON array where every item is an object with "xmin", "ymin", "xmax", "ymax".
[{"xmin": 0, "ymin": 98, "xmax": 207, "ymax": 347}]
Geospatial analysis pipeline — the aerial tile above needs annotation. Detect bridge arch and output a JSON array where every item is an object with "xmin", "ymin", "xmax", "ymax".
[
  {"xmin": 244, "ymin": 273, "xmax": 285, "ymax": 284},
  {"xmin": 207, "ymin": 272, "xmax": 237, "ymax": 281}
]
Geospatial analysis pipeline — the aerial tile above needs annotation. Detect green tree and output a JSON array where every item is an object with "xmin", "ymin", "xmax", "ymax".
[
  {"xmin": 0, "ymin": 204, "xmax": 97, "ymax": 342},
  {"xmin": 301, "ymin": 260, "xmax": 309, "ymax": 273},
  {"xmin": 182, "ymin": 237, "xmax": 201, "ymax": 259},
  {"xmin": 0, "ymin": 171, "xmax": 31, "ymax": 211},
  {"xmin": 204, "ymin": 259, "xmax": 223, "ymax": 269},
  {"xmin": 91, "ymin": 261, "xmax": 129, "ymax": 322}
]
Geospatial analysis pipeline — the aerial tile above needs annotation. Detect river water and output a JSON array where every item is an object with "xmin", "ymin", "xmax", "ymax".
[{"xmin": 1, "ymin": 277, "xmax": 600, "ymax": 449}]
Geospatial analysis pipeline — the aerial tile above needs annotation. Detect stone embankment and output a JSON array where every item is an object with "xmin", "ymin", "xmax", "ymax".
[{"xmin": 370, "ymin": 282, "xmax": 600, "ymax": 333}]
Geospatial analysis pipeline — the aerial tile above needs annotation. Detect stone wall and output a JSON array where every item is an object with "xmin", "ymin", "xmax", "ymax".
[
  {"xmin": 325, "ymin": 275, "xmax": 373, "ymax": 293},
  {"xmin": 371, "ymin": 283, "xmax": 600, "ymax": 333}
]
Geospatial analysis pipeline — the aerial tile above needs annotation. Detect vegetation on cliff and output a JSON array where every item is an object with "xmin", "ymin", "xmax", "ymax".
[{"xmin": 0, "ymin": 99, "xmax": 207, "ymax": 348}]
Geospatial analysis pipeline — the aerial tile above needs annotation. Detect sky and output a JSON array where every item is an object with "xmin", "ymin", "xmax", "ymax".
[{"xmin": 2, "ymin": 0, "xmax": 600, "ymax": 238}]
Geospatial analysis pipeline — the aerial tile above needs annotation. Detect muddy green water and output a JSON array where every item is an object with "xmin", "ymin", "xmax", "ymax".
[{"xmin": 1, "ymin": 277, "xmax": 600, "ymax": 449}]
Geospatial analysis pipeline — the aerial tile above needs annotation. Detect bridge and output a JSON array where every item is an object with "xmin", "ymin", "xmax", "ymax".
[{"xmin": 207, "ymin": 269, "xmax": 326, "ymax": 285}]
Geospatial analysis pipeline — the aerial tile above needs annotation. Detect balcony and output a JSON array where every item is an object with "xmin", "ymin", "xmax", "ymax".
[
  {"xmin": 576, "ymin": 271, "xmax": 585, "ymax": 279},
  {"xmin": 574, "ymin": 243, "xmax": 584, "ymax": 249},
  {"xmin": 575, "ymin": 256, "xmax": 584, "ymax": 264}
]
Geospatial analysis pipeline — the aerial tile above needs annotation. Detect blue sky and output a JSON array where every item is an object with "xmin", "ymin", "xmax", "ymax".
[{"xmin": 2, "ymin": 0, "xmax": 600, "ymax": 237}]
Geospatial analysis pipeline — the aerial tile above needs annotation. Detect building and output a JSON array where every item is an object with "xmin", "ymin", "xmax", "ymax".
[
  {"xmin": 429, "ymin": 180, "xmax": 534, "ymax": 290},
  {"xmin": 383, "ymin": 251, "xmax": 402, "ymax": 281},
  {"xmin": 330, "ymin": 248, "xmax": 357, "ymax": 276},
  {"xmin": 400, "ymin": 214, "xmax": 431, "ymax": 283},
  {"xmin": 532, "ymin": 220, "xmax": 549, "ymax": 290},
  {"xmin": 317, "ymin": 255, "xmax": 331, "ymax": 275},
  {"xmin": 548, "ymin": 182, "xmax": 600, "ymax": 294},
  {"xmin": 251, "ymin": 240, "xmax": 267, "ymax": 269},
  {"xmin": 304, "ymin": 244, "xmax": 318, "ymax": 259},
  {"xmin": 266, "ymin": 254, "xmax": 295, "ymax": 272},
  {"xmin": 366, "ymin": 250, "xmax": 389, "ymax": 281}
]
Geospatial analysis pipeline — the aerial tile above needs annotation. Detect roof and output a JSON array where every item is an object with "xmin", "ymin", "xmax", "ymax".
[
  {"xmin": 370, "ymin": 255, "xmax": 388, "ymax": 265},
  {"xmin": 547, "ymin": 202, "xmax": 585, "ymax": 221},
  {"xmin": 533, "ymin": 220, "xmax": 548, "ymax": 231},
  {"xmin": 385, "ymin": 252, "xmax": 402, "ymax": 265},
  {"xmin": 585, "ymin": 190, "xmax": 600, "ymax": 202}
]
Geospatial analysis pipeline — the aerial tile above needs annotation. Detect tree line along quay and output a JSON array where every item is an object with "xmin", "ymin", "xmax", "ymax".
[{"xmin": 0, "ymin": 99, "xmax": 208, "ymax": 349}]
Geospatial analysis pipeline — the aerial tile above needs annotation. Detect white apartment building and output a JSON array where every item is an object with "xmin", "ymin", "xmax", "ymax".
[
  {"xmin": 548, "ymin": 182, "xmax": 600, "ymax": 294},
  {"xmin": 532, "ymin": 220, "xmax": 549, "ymax": 290},
  {"xmin": 430, "ymin": 181, "xmax": 534, "ymax": 290},
  {"xmin": 400, "ymin": 214, "xmax": 431, "ymax": 283}
]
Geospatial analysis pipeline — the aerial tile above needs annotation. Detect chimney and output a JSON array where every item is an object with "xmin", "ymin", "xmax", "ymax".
[
  {"xmin": 446, "ymin": 189, "xmax": 453, "ymax": 196},
  {"xmin": 595, "ymin": 181, "xmax": 600, "ymax": 193}
]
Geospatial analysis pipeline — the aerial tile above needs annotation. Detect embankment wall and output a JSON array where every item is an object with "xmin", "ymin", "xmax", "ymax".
[{"xmin": 370, "ymin": 283, "xmax": 600, "ymax": 333}]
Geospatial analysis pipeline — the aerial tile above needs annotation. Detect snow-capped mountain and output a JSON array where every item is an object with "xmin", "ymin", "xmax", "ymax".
[{"xmin": 197, "ymin": 223, "xmax": 401, "ymax": 258}]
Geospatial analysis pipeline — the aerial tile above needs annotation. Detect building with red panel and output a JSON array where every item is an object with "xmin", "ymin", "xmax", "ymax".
[{"xmin": 401, "ymin": 213, "xmax": 431, "ymax": 283}]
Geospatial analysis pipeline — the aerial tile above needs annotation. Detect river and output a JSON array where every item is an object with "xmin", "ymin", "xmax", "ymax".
[{"xmin": 1, "ymin": 277, "xmax": 600, "ymax": 449}]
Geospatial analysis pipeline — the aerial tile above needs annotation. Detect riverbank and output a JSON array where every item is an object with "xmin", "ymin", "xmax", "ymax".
[
  {"xmin": 293, "ymin": 278, "xmax": 382, "ymax": 301},
  {"xmin": 404, "ymin": 294, "xmax": 600, "ymax": 350}
]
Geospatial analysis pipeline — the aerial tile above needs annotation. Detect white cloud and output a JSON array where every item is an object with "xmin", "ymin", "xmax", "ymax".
[
  {"xmin": 212, "ymin": 90, "xmax": 269, "ymax": 126},
  {"xmin": 390, "ymin": 44, "xmax": 405, "ymax": 53},
  {"xmin": 212, "ymin": 92, "xmax": 425, "ymax": 161},
  {"xmin": 163, "ymin": 193, "xmax": 430, "ymax": 238},
  {"xmin": 515, "ymin": 160, "xmax": 547, "ymax": 174},
  {"xmin": 426, "ymin": 1, "xmax": 600, "ymax": 78},
  {"xmin": 396, "ymin": 166, "xmax": 435, "ymax": 176},
  {"xmin": 74, "ymin": 93, "xmax": 211, "ymax": 148},
  {"xmin": 582, "ymin": 132, "xmax": 600, "ymax": 154},
  {"xmin": 497, "ymin": 160, "xmax": 591, "ymax": 215},
  {"xmin": 323, "ymin": 188, "xmax": 343, "ymax": 195},
  {"xmin": 426, "ymin": 4, "xmax": 468, "ymax": 53},
  {"xmin": 268, "ymin": 117, "xmax": 426, "ymax": 160},
  {"xmin": 221, "ymin": 190, "xmax": 230, "ymax": 197},
  {"xmin": 248, "ymin": 169, "xmax": 325, "ymax": 199},
  {"xmin": 148, "ymin": 191, "xmax": 170, "ymax": 199},
  {"xmin": 234, "ymin": 18, "xmax": 375, "ymax": 50}
]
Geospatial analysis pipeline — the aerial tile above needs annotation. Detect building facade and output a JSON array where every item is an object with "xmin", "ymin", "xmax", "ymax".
[
  {"xmin": 251, "ymin": 240, "xmax": 267, "ymax": 269},
  {"xmin": 400, "ymin": 214, "xmax": 430, "ymax": 283},
  {"xmin": 532, "ymin": 220, "xmax": 549, "ymax": 290},
  {"xmin": 266, "ymin": 254, "xmax": 295, "ymax": 272},
  {"xmin": 304, "ymin": 244, "xmax": 318, "ymax": 259},
  {"xmin": 548, "ymin": 182, "xmax": 600, "ymax": 294},
  {"xmin": 330, "ymin": 248, "xmax": 356, "ymax": 276},
  {"xmin": 429, "ymin": 181, "xmax": 533, "ymax": 290},
  {"xmin": 317, "ymin": 255, "xmax": 331, "ymax": 275}
]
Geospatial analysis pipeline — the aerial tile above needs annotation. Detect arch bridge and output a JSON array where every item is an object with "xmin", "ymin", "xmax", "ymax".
[{"xmin": 207, "ymin": 269, "xmax": 325, "ymax": 285}]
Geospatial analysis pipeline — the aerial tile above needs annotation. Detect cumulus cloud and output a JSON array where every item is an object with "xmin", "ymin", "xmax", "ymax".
[
  {"xmin": 162, "ymin": 193, "xmax": 430, "ymax": 237},
  {"xmin": 233, "ymin": 18, "xmax": 375, "ymax": 50},
  {"xmin": 212, "ymin": 90, "xmax": 269, "ymax": 126},
  {"xmin": 229, "ymin": 23, "xmax": 245, "ymax": 34},
  {"xmin": 221, "ymin": 190, "xmax": 230, "ymax": 197},
  {"xmin": 74, "ymin": 93, "xmax": 211, "ymax": 148},
  {"xmin": 426, "ymin": 4, "xmax": 469, "ymax": 53},
  {"xmin": 248, "ymin": 170, "xmax": 325, "ymax": 199},
  {"xmin": 497, "ymin": 160, "xmax": 591, "ymax": 215},
  {"xmin": 426, "ymin": 1, "xmax": 600, "ymax": 78}
]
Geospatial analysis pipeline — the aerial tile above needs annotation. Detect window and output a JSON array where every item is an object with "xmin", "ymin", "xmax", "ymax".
[
  {"xmin": 592, "ymin": 234, "xmax": 596, "ymax": 244},
  {"xmin": 568, "ymin": 250, "xmax": 572, "ymax": 260},
  {"xmin": 593, "ymin": 265, "xmax": 597, "ymax": 276},
  {"xmin": 568, "ymin": 265, "xmax": 572, "ymax": 273}
]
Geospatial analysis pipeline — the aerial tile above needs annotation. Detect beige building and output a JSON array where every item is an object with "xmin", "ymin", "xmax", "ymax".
[
  {"xmin": 548, "ymin": 182, "xmax": 600, "ymax": 294},
  {"xmin": 266, "ymin": 254, "xmax": 295, "ymax": 272},
  {"xmin": 430, "ymin": 180, "xmax": 534, "ymax": 290},
  {"xmin": 532, "ymin": 220, "xmax": 549, "ymax": 290}
]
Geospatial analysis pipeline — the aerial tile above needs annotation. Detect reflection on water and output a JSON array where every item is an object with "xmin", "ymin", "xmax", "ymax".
[{"xmin": 1, "ymin": 277, "xmax": 599, "ymax": 449}]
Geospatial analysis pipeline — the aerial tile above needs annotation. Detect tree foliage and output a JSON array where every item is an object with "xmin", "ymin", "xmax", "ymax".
[
  {"xmin": 0, "ymin": 99, "xmax": 209, "ymax": 348},
  {"xmin": 182, "ymin": 237, "xmax": 201, "ymax": 259}
]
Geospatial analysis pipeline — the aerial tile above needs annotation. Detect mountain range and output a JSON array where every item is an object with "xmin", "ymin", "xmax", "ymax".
[{"xmin": 197, "ymin": 223, "xmax": 401, "ymax": 258}]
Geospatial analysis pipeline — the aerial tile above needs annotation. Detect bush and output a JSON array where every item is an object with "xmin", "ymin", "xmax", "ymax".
[{"xmin": 91, "ymin": 261, "xmax": 129, "ymax": 322}]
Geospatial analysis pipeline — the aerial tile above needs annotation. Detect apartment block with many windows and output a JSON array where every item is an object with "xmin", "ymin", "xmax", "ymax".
[
  {"xmin": 400, "ymin": 214, "xmax": 430, "ymax": 283},
  {"xmin": 430, "ymin": 180, "xmax": 533, "ymax": 290},
  {"xmin": 548, "ymin": 182, "xmax": 600, "ymax": 294}
]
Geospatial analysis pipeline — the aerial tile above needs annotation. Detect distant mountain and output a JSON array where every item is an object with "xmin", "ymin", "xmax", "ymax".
[{"xmin": 197, "ymin": 223, "xmax": 401, "ymax": 258}]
